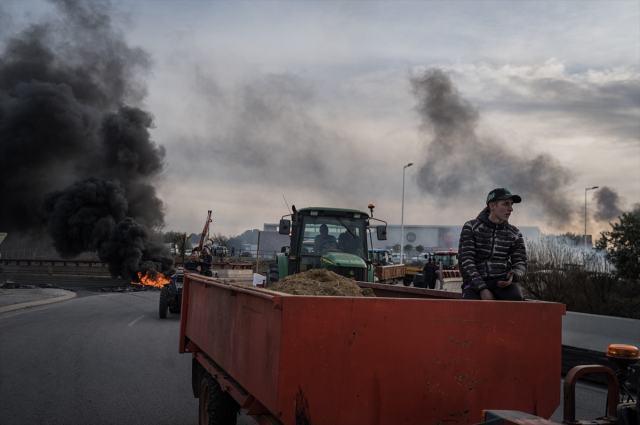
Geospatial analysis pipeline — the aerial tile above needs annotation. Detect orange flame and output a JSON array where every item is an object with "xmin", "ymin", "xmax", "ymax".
[{"xmin": 136, "ymin": 271, "xmax": 170, "ymax": 288}]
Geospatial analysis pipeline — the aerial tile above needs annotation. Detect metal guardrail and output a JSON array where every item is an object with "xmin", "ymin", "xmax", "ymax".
[
  {"xmin": 0, "ymin": 258, "xmax": 107, "ymax": 267},
  {"xmin": 1, "ymin": 259, "xmax": 254, "ymax": 270},
  {"xmin": 175, "ymin": 261, "xmax": 254, "ymax": 270}
]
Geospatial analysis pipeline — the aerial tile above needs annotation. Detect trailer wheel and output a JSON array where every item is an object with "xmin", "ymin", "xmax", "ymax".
[
  {"xmin": 267, "ymin": 263, "xmax": 279, "ymax": 287},
  {"xmin": 402, "ymin": 277, "xmax": 411, "ymax": 286},
  {"xmin": 159, "ymin": 287, "xmax": 169, "ymax": 319},
  {"xmin": 199, "ymin": 373, "xmax": 238, "ymax": 425}
]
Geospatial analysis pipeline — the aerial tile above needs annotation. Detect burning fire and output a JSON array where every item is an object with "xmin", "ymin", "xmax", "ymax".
[{"xmin": 136, "ymin": 271, "xmax": 170, "ymax": 288}]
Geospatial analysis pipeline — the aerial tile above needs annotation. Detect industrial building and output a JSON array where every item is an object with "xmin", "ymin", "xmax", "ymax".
[{"xmin": 263, "ymin": 223, "xmax": 541, "ymax": 252}]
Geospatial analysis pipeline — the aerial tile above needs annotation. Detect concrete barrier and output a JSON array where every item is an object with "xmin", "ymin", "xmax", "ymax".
[{"xmin": 215, "ymin": 269, "xmax": 254, "ymax": 279}]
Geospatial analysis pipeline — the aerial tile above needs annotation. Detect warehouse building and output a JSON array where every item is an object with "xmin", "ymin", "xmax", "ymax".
[{"xmin": 263, "ymin": 223, "xmax": 540, "ymax": 252}]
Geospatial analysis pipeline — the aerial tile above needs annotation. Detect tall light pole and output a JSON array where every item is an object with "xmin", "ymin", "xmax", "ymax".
[
  {"xmin": 585, "ymin": 186, "xmax": 599, "ymax": 252},
  {"xmin": 400, "ymin": 163, "xmax": 414, "ymax": 264}
]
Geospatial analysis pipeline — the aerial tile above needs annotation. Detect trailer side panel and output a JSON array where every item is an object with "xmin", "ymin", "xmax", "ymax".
[
  {"xmin": 276, "ymin": 297, "xmax": 564, "ymax": 425},
  {"xmin": 182, "ymin": 276, "xmax": 284, "ymax": 413}
]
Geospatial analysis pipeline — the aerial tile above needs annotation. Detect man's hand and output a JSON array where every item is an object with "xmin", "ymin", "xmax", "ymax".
[
  {"xmin": 497, "ymin": 271, "xmax": 514, "ymax": 288},
  {"xmin": 197, "ymin": 266, "xmax": 201, "ymax": 272},
  {"xmin": 480, "ymin": 289, "xmax": 495, "ymax": 300}
]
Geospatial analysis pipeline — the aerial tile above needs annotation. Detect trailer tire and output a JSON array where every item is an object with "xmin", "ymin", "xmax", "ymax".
[
  {"xmin": 267, "ymin": 263, "xmax": 279, "ymax": 287},
  {"xmin": 402, "ymin": 277, "xmax": 411, "ymax": 286},
  {"xmin": 199, "ymin": 373, "xmax": 238, "ymax": 425},
  {"xmin": 159, "ymin": 287, "xmax": 169, "ymax": 319}
]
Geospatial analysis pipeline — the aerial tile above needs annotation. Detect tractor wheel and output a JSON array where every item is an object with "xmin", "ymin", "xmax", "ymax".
[
  {"xmin": 267, "ymin": 263, "xmax": 279, "ymax": 287},
  {"xmin": 199, "ymin": 372, "xmax": 238, "ymax": 425},
  {"xmin": 159, "ymin": 286, "xmax": 169, "ymax": 318}
]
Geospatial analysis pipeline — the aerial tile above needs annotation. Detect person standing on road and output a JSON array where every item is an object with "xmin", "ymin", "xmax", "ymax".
[
  {"xmin": 423, "ymin": 256, "xmax": 437, "ymax": 289},
  {"xmin": 199, "ymin": 247, "xmax": 214, "ymax": 277},
  {"xmin": 231, "ymin": 246, "xmax": 235, "ymax": 257},
  {"xmin": 458, "ymin": 188, "xmax": 527, "ymax": 301}
]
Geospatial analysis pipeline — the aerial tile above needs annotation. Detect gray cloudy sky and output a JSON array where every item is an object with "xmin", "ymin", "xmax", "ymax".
[{"xmin": 3, "ymin": 0, "xmax": 639, "ymax": 237}]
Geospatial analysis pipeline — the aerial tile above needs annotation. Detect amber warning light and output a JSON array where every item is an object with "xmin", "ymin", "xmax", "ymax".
[{"xmin": 606, "ymin": 344, "xmax": 639, "ymax": 360}]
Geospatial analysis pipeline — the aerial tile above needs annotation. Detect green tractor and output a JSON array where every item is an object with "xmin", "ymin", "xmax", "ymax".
[{"xmin": 267, "ymin": 205, "xmax": 388, "ymax": 286}]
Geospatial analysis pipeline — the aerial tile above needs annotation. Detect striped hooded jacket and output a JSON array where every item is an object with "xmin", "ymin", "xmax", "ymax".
[{"xmin": 458, "ymin": 207, "xmax": 527, "ymax": 293}]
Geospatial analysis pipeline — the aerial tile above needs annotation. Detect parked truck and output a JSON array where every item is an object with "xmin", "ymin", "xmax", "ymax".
[
  {"xmin": 368, "ymin": 249, "xmax": 405, "ymax": 284},
  {"xmin": 180, "ymin": 272, "xmax": 568, "ymax": 425}
]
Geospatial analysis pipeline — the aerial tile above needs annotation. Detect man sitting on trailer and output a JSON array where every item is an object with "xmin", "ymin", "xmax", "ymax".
[{"xmin": 458, "ymin": 188, "xmax": 526, "ymax": 301}]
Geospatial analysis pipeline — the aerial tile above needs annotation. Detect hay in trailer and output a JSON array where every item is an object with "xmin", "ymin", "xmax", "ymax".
[{"xmin": 268, "ymin": 269, "xmax": 375, "ymax": 297}]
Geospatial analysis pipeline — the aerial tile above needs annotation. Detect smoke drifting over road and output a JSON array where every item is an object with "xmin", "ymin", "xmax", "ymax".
[
  {"xmin": 593, "ymin": 186, "xmax": 624, "ymax": 222},
  {"xmin": 0, "ymin": 0, "xmax": 173, "ymax": 281},
  {"xmin": 593, "ymin": 186, "xmax": 640, "ymax": 222},
  {"xmin": 410, "ymin": 68, "xmax": 576, "ymax": 225}
]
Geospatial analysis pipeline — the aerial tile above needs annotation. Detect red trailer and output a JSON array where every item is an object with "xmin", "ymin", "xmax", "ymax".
[{"xmin": 179, "ymin": 273, "xmax": 566, "ymax": 425}]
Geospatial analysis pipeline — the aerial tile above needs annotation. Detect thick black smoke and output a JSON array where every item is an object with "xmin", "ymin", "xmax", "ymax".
[
  {"xmin": 0, "ymin": 0, "xmax": 173, "ymax": 281},
  {"xmin": 593, "ymin": 186, "xmax": 624, "ymax": 222},
  {"xmin": 410, "ymin": 68, "xmax": 576, "ymax": 225},
  {"xmin": 41, "ymin": 178, "xmax": 173, "ymax": 280}
]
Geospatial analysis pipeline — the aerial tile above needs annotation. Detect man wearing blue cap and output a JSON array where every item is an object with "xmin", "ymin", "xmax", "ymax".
[{"xmin": 458, "ymin": 188, "xmax": 527, "ymax": 301}]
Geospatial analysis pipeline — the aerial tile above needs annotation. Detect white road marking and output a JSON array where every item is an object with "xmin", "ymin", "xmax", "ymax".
[{"xmin": 127, "ymin": 315, "xmax": 145, "ymax": 327}]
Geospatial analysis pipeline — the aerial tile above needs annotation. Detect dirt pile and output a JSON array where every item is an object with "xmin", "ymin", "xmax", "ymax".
[{"xmin": 268, "ymin": 269, "xmax": 375, "ymax": 297}]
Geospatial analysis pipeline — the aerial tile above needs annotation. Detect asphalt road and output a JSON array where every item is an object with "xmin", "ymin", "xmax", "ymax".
[
  {"xmin": 0, "ymin": 290, "xmax": 257, "ymax": 425},
  {"xmin": 0, "ymin": 290, "xmax": 618, "ymax": 425}
]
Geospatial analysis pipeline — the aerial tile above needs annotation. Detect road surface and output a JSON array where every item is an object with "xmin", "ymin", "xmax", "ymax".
[{"xmin": 0, "ymin": 290, "xmax": 615, "ymax": 424}]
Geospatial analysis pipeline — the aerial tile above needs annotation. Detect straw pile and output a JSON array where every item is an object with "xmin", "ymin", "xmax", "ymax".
[{"xmin": 268, "ymin": 269, "xmax": 375, "ymax": 297}]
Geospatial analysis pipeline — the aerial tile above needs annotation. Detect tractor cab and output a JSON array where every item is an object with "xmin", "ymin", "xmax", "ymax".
[
  {"xmin": 433, "ymin": 250, "xmax": 459, "ymax": 270},
  {"xmin": 268, "ymin": 206, "xmax": 387, "ymax": 285},
  {"xmin": 368, "ymin": 249, "xmax": 392, "ymax": 266}
]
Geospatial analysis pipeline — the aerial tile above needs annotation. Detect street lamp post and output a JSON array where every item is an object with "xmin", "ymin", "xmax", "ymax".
[
  {"xmin": 584, "ymin": 186, "xmax": 599, "ymax": 252},
  {"xmin": 400, "ymin": 163, "xmax": 414, "ymax": 264}
]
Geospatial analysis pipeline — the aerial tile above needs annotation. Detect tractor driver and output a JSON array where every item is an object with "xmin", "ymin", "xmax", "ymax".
[
  {"xmin": 184, "ymin": 253, "xmax": 201, "ymax": 273},
  {"xmin": 314, "ymin": 224, "xmax": 337, "ymax": 254}
]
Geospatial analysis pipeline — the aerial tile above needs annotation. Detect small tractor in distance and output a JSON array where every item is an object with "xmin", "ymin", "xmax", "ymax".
[
  {"xmin": 159, "ymin": 269, "xmax": 184, "ymax": 318},
  {"xmin": 267, "ymin": 205, "xmax": 387, "ymax": 285},
  {"xmin": 159, "ymin": 210, "xmax": 212, "ymax": 319}
]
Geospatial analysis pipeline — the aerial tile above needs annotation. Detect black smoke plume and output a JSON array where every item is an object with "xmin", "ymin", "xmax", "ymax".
[
  {"xmin": 0, "ymin": 0, "xmax": 173, "ymax": 281},
  {"xmin": 410, "ymin": 68, "xmax": 576, "ymax": 225},
  {"xmin": 593, "ymin": 186, "xmax": 624, "ymax": 222}
]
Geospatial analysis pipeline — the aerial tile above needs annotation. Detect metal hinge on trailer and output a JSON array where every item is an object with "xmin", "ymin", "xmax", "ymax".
[{"xmin": 195, "ymin": 352, "xmax": 283, "ymax": 425}]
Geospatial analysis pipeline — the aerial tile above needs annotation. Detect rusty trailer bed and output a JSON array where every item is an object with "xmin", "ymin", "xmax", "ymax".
[{"xmin": 179, "ymin": 273, "xmax": 565, "ymax": 425}]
